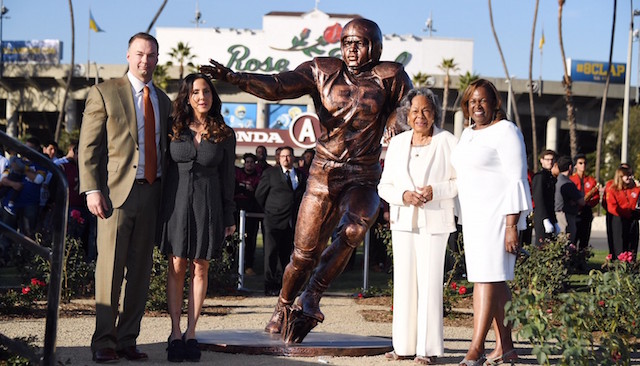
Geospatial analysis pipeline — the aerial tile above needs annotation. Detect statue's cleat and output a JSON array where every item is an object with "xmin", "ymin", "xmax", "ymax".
[
  {"xmin": 282, "ymin": 305, "xmax": 319, "ymax": 344},
  {"xmin": 264, "ymin": 300, "xmax": 288, "ymax": 334}
]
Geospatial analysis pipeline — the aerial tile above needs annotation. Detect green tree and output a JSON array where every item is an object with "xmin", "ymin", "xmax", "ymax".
[
  {"xmin": 167, "ymin": 41, "xmax": 196, "ymax": 80},
  {"xmin": 438, "ymin": 58, "xmax": 459, "ymax": 128},
  {"xmin": 528, "ymin": 0, "xmax": 541, "ymax": 171},
  {"xmin": 595, "ymin": 0, "xmax": 617, "ymax": 183},
  {"xmin": 54, "ymin": 0, "xmax": 75, "ymax": 143},
  {"xmin": 153, "ymin": 63, "xmax": 170, "ymax": 91},
  {"xmin": 601, "ymin": 105, "xmax": 640, "ymax": 182},
  {"xmin": 558, "ymin": 0, "xmax": 579, "ymax": 158},
  {"xmin": 453, "ymin": 71, "xmax": 480, "ymax": 110},
  {"xmin": 412, "ymin": 72, "xmax": 431, "ymax": 87},
  {"xmin": 488, "ymin": 0, "xmax": 523, "ymax": 131}
]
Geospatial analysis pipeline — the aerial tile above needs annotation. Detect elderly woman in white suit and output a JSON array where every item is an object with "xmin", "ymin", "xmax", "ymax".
[{"xmin": 378, "ymin": 87, "xmax": 458, "ymax": 365}]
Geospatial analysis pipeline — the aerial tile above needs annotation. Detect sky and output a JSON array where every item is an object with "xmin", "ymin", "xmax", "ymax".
[{"xmin": 2, "ymin": 0, "xmax": 638, "ymax": 83}]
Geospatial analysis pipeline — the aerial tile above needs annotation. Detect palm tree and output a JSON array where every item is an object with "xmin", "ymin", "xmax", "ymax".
[
  {"xmin": 595, "ymin": 0, "xmax": 617, "ymax": 184},
  {"xmin": 54, "ymin": 0, "xmax": 75, "ymax": 142},
  {"xmin": 167, "ymin": 42, "xmax": 196, "ymax": 81},
  {"xmin": 528, "ymin": 0, "xmax": 541, "ymax": 172},
  {"xmin": 488, "ymin": 0, "xmax": 523, "ymax": 131},
  {"xmin": 412, "ymin": 72, "xmax": 430, "ymax": 87},
  {"xmin": 558, "ymin": 0, "xmax": 579, "ymax": 158},
  {"xmin": 453, "ymin": 71, "xmax": 480, "ymax": 110},
  {"xmin": 438, "ymin": 58, "xmax": 459, "ymax": 128},
  {"xmin": 153, "ymin": 64, "xmax": 170, "ymax": 91}
]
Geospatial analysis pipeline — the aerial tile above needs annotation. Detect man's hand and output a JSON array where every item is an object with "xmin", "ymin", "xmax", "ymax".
[
  {"xmin": 200, "ymin": 59, "xmax": 234, "ymax": 82},
  {"xmin": 86, "ymin": 191, "xmax": 109, "ymax": 219}
]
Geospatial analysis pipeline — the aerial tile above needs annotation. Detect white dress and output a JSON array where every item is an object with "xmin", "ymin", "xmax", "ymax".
[{"xmin": 451, "ymin": 120, "xmax": 531, "ymax": 282}]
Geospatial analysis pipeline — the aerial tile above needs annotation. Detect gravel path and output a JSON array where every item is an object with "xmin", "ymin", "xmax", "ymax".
[{"xmin": 0, "ymin": 295, "xmax": 550, "ymax": 366}]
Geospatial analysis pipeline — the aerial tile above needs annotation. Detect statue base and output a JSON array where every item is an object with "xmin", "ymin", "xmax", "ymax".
[{"xmin": 197, "ymin": 329, "xmax": 392, "ymax": 357}]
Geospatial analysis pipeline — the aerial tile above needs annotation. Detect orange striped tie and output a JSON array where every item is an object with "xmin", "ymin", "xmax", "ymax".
[{"xmin": 143, "ymin": 86, "xmax": 157, "ymax": 184}]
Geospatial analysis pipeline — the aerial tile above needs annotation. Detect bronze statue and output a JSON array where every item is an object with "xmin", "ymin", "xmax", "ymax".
[{"xmin": 201, "ymin": 18, "xmax": 412, "ymax": 343}]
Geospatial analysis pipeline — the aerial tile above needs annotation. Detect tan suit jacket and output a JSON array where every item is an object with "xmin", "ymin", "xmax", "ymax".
[
  {"xmin": 78, "ymin": 75, "xmax": 171, "ymax": 352},
  {"xmin": 79, "ymin": 75, "xmax": 171, "ymax": 208}
]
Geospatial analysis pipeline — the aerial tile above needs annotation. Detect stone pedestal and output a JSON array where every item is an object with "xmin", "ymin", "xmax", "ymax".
[{"xmin": 197, "ymin": 329, "xmax": 392, "ymax": 357}]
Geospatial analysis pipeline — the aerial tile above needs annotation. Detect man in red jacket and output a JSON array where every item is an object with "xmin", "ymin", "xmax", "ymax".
[{"xmin": 569, "ymin": 154, "xmax": 600, "ymax": 250}]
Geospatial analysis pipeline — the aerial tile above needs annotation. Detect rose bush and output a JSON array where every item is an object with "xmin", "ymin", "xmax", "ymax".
[{"xmin": 506, "ymin": 246, "xmax": 640, "ymax": 366}]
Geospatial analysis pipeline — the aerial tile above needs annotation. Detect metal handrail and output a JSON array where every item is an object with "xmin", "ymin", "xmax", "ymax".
[{"xmin": 0, "ymin": 131, "xmax": 69, "ymax": 366}]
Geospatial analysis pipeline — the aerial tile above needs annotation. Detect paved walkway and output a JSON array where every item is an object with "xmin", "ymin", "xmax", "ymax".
[{"xmin": 0, "ymin": 296, "xmax": 547, "ymax": 366}]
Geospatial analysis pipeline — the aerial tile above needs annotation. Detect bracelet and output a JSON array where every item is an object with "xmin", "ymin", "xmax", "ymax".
[{"xmin": 505, "ymin": 224, "xmax": 517, "ymax": 229}]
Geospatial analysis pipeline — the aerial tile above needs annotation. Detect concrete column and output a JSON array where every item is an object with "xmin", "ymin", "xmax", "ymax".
[
  {"xmin": 256, "ymin": 100, "xmax": 267, "ymax": 129},
  {"xmin": 453, "ymin": 110, "xmax": 464, "ymax": 138},
  {"xmin": 546, "ymin": 116, "xmax": 558, "ymax": 152},
  {"xmin": 5, "ymin": 96, "xmax": 18, "ymax": 138},
  {"xmin": 65, "ymin": 99, "xmax": 78, "ymax": 132}
]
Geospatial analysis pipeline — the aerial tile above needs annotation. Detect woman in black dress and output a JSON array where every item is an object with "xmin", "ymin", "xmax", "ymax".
[{"xmin": 161, "ymin": 73, "xmax": 236, "ymax": 362}]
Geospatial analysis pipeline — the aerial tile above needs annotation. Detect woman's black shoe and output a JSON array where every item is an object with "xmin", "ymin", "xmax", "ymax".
[
  {"xmin": 167, "ymin": 336, "xmax": 185, "ymax": 362},
  {"xmin": 183, "ymin": 335, "xmax": 201, "ymax": 362}
]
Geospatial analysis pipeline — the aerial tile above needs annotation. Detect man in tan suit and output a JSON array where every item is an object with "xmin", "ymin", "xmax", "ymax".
[{"xmin": 79, "ymin": 32, "xmax": 171, "ymax": 363}]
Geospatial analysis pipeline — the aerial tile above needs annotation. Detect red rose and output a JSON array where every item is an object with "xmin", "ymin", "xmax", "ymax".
[
  {"xmin": 358, "ymin": 293, "xmax": 363, "ymax": 298},
  {"xmin": 606, "ymin": 254, "xmax": 613, "ymax": 261},
  {"xmin": 22, "ymin": 287, "xmax": 31, "ymax": 295},
  {"xmin": 450, "ymin": 282, "xmax": 457, "ymax": 290},
  {"xmin": 598, "ymin": 300, "xmax": 605, "ymax": 307},
  {"xmin": 323, "ymin": 23, "xmax": 342, "ymax": 44},
  {"xmin": 300, "ymin": 28, "xmax": 311, "ymax": 40},
  {"xmin": 31, "ymin": 278, "xmax": 39, "ymax": 286},
  {"xmin": 458, "ymin": 286, "xmax": 467, "ymax": 295}
]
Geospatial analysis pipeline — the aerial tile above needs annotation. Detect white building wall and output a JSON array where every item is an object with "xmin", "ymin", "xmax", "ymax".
[{"xmin": 156, "ymin": 9, "xmax": 473, "ymax": 79}]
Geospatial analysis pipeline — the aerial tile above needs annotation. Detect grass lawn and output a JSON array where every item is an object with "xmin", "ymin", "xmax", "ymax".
[{"xmin": 568, "ymin": 248, "xmax": 609, "ymax": 288}]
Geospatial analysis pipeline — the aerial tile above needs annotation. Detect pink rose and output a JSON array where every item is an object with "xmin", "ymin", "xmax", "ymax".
[{"xmin": 606, "ymin": 254, "xmax": 613, "ymax": 261}]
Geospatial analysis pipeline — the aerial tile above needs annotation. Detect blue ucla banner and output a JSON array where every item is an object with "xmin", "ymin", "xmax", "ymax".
[
  {"xmin": 570, "ymin": 59, "xmax": 625, "ymax": 84},
  {"xmin": 1, "ymin": 40, "xmax": 62, "ymax": 64}
]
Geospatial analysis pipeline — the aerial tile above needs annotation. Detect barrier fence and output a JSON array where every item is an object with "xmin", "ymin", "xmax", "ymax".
[{"xmin": 236, "ymin": 209, "xmax": 372, "ymax": 292}]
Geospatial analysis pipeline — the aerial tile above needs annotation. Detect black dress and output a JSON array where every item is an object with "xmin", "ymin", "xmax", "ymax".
[{"xmin": 161, "ymin": 128, "xmax": 236, "ymax": 259}]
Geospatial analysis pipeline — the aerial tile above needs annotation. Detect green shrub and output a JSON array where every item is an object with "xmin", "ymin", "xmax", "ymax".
[
  {"xmin": 34, "ymin": 236, "xmax": 95, "ymax": 302},
  {"xmin": 506, "ymin": 247, "xmax": 640, "ymax": 365},
  {"xmin": 512, "ymin": 234, "xmax": 571, "ymax": 295},
  {"xmin": 146, "ymin": 247, "xmax": 169, "ymax": 312},
  {"xmin": 207, "ymin": 234, "xmax": 241, "ymax": 294}
]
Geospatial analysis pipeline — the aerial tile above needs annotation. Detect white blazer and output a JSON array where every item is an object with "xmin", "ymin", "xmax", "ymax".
[{"xmin": 378, "ymin": 127, "xmax": 458, "ymax": 234}]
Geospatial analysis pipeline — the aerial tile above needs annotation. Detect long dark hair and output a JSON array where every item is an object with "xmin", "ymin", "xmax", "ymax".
[
  {"xmin": 460, "ymin": 78, "xmax": 507, "ymax": 122},
  {"xmin": 170, "ymin": 73, "xmax": 233, "ymax": 143}
]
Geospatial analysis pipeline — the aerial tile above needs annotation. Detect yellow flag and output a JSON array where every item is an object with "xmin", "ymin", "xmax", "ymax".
[
  {"xmin": 539, "ymin": 29, "xmax": 545, "ymax": 49},
  {"xmin": 89, "ymin": 10, "xmax": 104, "ymax": 33}
]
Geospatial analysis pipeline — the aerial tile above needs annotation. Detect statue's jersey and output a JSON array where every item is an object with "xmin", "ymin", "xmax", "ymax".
[{"xmin": 233, "ymin": 57, "xmax": 412, "ymax": 164}]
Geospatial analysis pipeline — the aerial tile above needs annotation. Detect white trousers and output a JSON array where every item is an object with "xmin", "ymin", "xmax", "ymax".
[{"xmin": 391, "ymin": 228, "xmax": 447, "ymax": 357}]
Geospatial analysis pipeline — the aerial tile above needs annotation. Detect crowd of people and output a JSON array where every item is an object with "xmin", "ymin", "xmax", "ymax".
[
  {"xmin": 0, "ymin": 138, "xmax": 93, "ymax": 265},
  {"xmin": 2, "ymin": 18, "xmax": 637, "ymax": 366}
]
